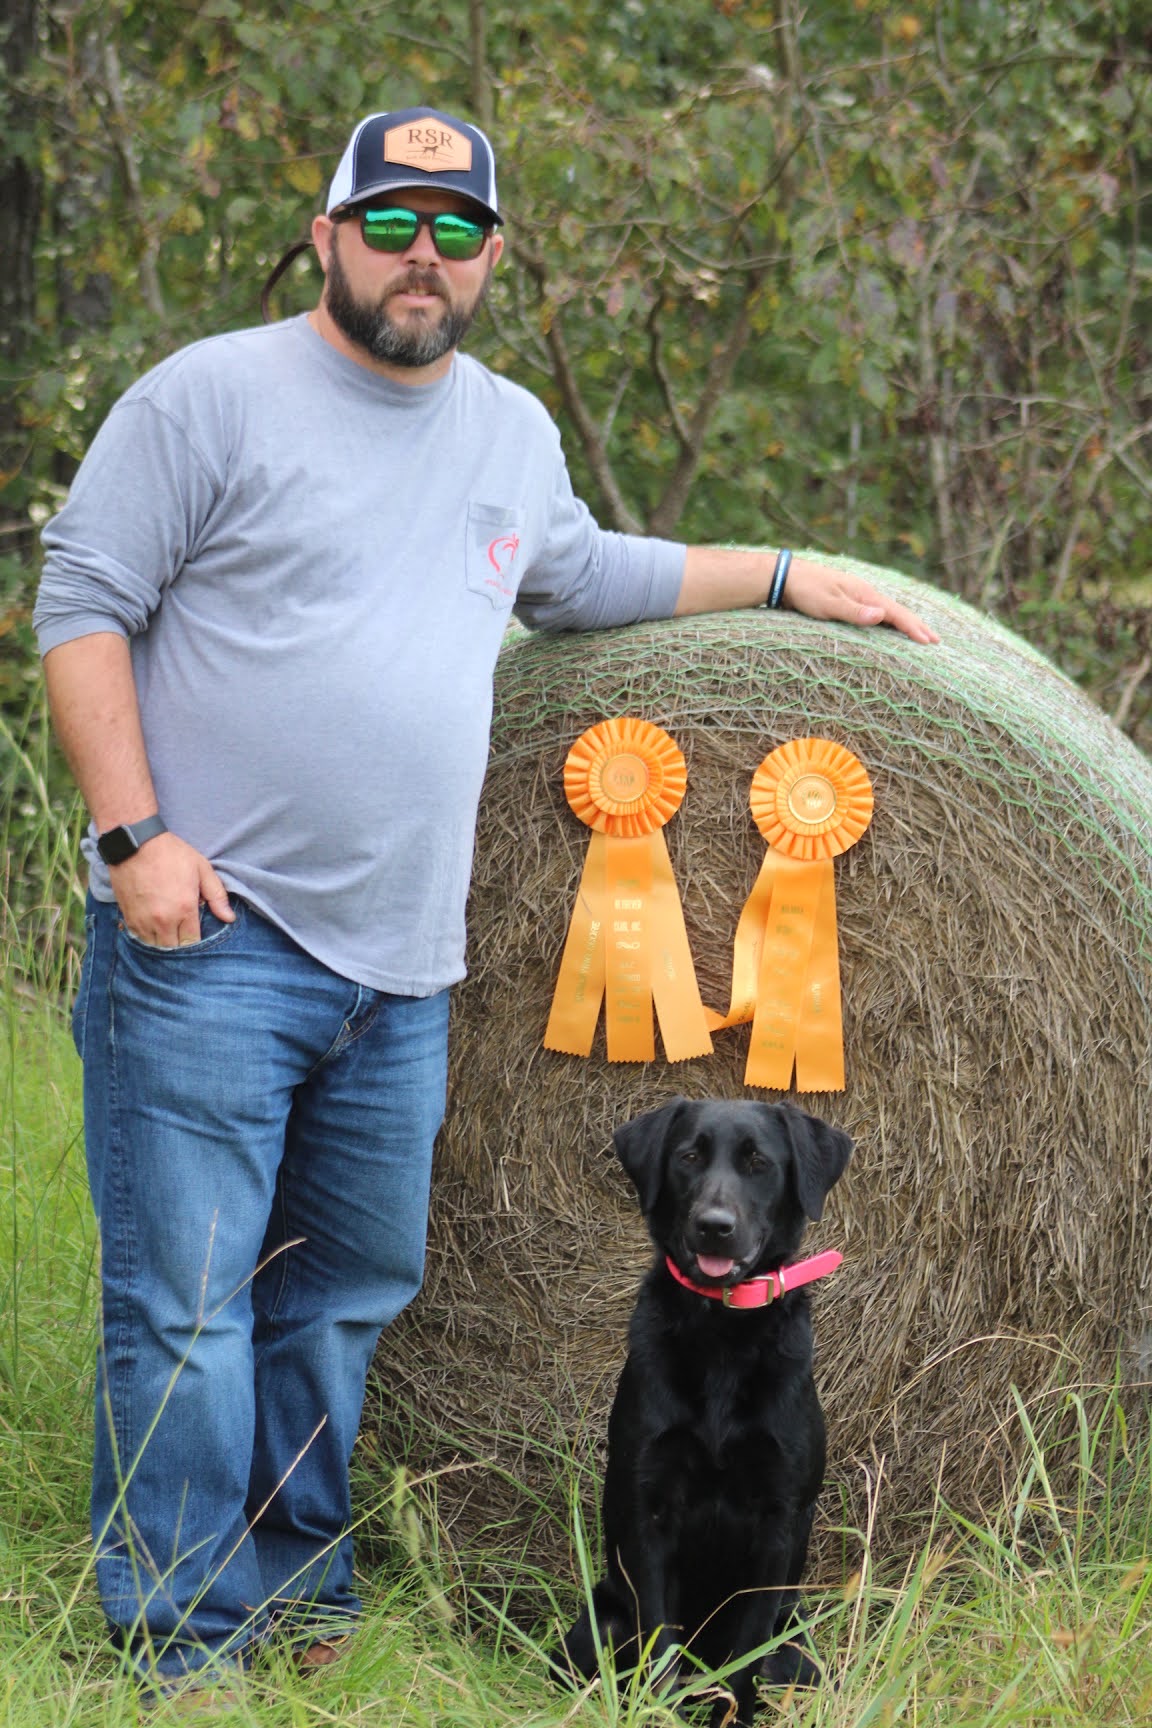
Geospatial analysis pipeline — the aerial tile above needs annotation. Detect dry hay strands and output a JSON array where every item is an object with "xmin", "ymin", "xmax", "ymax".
[{"xmin": 367, "ymin": 559, "xmax": 1152, "ymax": 1596}]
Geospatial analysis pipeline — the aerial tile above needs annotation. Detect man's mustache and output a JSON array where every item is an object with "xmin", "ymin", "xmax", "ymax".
[{"xmin": 385, "ymin": 270, "xmax": 448, "ymax": 302}]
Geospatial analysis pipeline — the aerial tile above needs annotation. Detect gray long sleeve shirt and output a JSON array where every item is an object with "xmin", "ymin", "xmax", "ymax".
[{"xmin": 34, "ymin": 315, "xmax": 686, "ymax": 992}]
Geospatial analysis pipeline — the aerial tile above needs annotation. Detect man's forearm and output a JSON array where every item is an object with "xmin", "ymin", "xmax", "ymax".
[
  {"xmin": 42, "ymin": 632, "xmax": 160, "ymax": 831},
  {"xmin": 42, "ymin": 630, "xmax": 234, "ymax": 943},
  {"xmin": 674, "ymin": 546, "xmax": 939, "ymax": 645},
  {"xmin": 675, "ymin": 547, "xmax": 803, "ymax": 614}
]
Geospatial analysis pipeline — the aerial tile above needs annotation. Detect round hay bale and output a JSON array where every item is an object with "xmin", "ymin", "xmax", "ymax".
[{"xmin": 366, "ymin": 559, "xmax": 1152, "ymax": 1590}]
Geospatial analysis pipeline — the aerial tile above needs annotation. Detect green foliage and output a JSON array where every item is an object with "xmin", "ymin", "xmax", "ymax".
[{"xmin": 1, "ymin": 1, "xmax": 1150, "ymax": 978}]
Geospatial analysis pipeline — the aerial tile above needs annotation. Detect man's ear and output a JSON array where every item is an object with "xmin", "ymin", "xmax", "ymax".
[
  {"xmin": 779, "ymin": 1104, "xmax": 852, "ymax": 1222},
  {"xmin": 311, "ymin": 212, "xmax": 336, "ymax": 274},
  {"xmin": 612, "ymin": 1097, "xmax": 690, "ymax": 1215}
]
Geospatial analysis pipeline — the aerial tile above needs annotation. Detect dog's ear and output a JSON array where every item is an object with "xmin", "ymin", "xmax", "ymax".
[
  {"xmin": 778, "ymin": 1105, "xmax": 852, "ymax": 1222},
  {"xmin": 613, "ymin": 1097, "xmax": 691, "ymax": 1213}
]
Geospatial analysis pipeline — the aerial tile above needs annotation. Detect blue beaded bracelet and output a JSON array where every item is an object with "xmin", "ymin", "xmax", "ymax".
[{"xmin": 765, "ymin": 548, "xmax": 792, "ymax": 609}]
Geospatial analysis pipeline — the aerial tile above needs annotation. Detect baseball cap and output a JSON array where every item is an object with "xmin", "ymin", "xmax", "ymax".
[{"xmin": 326, "ymin": 107, "xmax": 503, "ymax": 225}]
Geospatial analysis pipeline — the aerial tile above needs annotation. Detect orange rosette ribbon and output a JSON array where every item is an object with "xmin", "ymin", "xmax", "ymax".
[
  {"xmin": 544, "ymin": 718, "xmax": 713, "ymax": 1064},
  {"xmin": 706, "ymin": 739, "xmax": 873, "ymax": 1093}
]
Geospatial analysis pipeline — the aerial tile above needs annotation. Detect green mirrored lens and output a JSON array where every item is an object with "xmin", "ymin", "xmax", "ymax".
[
  {"xmin": 431, "ymin": 215, "xmax": 487, "ymax": 259},
  {"xmin": 359, "ymin": 208, "xmax": 487, "ymax": 260},
  {"xmin": 361, "ymin": 210, "xmax": 419, "ymax": 252}
]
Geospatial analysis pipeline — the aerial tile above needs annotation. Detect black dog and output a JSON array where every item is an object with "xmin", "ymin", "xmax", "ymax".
[{"xmin": 563, "ymin": 1098, "xmax": 851, "ymax": 1726}]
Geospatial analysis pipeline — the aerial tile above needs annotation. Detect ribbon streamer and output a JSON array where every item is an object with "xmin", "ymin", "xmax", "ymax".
[
  {"xmin": 706, "ymin": 739, "xmax": 873, "ymax": 1093},
  {"xmin": 544, "ymin": 718, "xmax": 713, "ymax": 1063}
]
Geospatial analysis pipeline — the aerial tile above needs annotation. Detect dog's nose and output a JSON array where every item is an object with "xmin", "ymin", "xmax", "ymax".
[{"xmin": 694, "ymin": 1207, "xmax": 737, "ymax": 1243}]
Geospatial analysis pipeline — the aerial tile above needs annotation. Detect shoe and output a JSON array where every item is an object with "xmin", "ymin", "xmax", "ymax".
[
  {"xmin": 292, "ymin": 1636, "xmax": 350, "ymax": 1670},
  {"xmin": 155, "ymin": 1683, "xmax": 246, "ymax": 1717}
]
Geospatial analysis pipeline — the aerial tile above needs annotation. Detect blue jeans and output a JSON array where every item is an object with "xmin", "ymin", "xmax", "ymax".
[{"xmin": 72, "ymin": 894, "xmax": 449, "ymax": 1682}]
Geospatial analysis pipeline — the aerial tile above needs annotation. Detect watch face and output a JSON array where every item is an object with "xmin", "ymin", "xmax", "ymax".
[{"xmin": 97, "ymin": 825, "xmax": 137, "ymax": 866}]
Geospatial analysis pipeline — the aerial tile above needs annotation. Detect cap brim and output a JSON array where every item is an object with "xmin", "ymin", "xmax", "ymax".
[{"xmin": 330, "ymin": 177, "xmax": 503, "ymax": 226}]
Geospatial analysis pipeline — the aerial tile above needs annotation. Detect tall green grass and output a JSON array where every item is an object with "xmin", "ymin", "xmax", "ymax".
[
  {"xmin": 1, "ymin": 1007, "xmax": 1149, "ymax": 1726},
  {"xmin": 0, "ymin": 692, "xmax": 86, "ymax": 1003}
]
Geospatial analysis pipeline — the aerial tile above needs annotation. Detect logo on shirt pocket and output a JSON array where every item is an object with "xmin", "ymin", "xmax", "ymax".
[{"xmin": 466, "ymin": 503, "xmax": 525, "ymax": 609}]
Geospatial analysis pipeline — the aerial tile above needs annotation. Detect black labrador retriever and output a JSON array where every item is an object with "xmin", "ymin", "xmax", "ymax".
[{"xmin": 562, "ymin": 1097, "xmax": 851, "ymax": 1726}]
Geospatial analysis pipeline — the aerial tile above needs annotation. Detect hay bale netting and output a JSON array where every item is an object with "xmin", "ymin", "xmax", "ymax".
[{"xmin": 366, "ymin": 559, "xmax": 1152, "ymax": 1583}]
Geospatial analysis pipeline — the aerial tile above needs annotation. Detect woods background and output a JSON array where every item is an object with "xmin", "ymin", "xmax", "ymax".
[{"xmin": 2, "ymin": 0, "xmax": 1150, "ymax": 947}]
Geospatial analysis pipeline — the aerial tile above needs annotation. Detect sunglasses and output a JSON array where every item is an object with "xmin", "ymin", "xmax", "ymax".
[{"xmin": 346, "ymin": 205, "xmax": 492, "ymax": 262}]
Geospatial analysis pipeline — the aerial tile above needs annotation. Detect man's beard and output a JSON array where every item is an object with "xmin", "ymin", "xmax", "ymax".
[{"xmin": 324, "ymin": 231, "xmax": 491, "ymax": 368}]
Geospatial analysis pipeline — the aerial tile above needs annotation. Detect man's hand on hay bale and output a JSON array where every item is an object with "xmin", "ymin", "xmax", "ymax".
[{"xmin": 676, "ymin": 548, "xmax": 940, "ymax": 645}]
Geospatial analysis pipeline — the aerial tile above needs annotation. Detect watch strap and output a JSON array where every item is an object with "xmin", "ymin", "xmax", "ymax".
[{"xmin": 96, "ymin": 813, "xmax": 168, "ymax": 864}]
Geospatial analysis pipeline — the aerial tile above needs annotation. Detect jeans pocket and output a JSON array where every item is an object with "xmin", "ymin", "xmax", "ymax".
[
  {"xmin": 119, "ymin": 898, "xmax": 245, "ymax": 956},
  {"xmin": 72, "ymin": 911, "xmax": 98, "ymax": 1059}
]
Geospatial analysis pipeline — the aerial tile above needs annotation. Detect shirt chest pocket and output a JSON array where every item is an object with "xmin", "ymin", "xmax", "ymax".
[{"xmin": 465, "ymin": 502, "xmax": 525, "ymax": 610}]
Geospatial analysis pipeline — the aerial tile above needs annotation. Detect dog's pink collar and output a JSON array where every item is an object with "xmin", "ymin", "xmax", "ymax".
[{"xmin": 664, "ymin": 1249, "xmax": 843, "ymax": 1310}]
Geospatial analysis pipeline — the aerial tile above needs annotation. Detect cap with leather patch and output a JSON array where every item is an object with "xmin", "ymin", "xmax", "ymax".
[{"xmin": 327, "ymin": 107, "xmax": 502, "ymax": 225}]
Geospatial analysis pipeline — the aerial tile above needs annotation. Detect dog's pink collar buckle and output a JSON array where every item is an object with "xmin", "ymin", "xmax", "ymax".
[{"xmin": 665, "ymin": 1249, "xmax": 843, "ymax": 1309}]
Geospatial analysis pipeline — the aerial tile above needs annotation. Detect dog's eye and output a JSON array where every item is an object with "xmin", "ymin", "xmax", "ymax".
[{"xmin": 677, "ymin": 1147, "xmax": 702, "ymax": 1165}]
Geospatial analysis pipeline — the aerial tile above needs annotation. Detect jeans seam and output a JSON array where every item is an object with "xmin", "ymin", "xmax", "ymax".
[
  {"xmin": 330, "ymin": 1003, "xmax": 381, "ymax": 1057},
  {"xmin": 303, "ymin": 996, "xmax": 381, "ymax": 1079},
  {"xmin": 72, "ymin": 912, "xmax": 98, "ymax": 1060},
  {"xmin": 255, "ymin": 1174, "xmax": 294, "ymax": 1345},
  {"xmin": 104, "ymin": 923, "xmax": 138, "ymax": 1501}
]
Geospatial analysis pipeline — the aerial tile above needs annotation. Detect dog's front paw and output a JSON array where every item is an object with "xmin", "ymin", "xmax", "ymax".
[
  {"xmin": 703, "ymin": 1684, "xmax": 739, "ymax": 1728},
  {"xmin": 553, "ymin": 1606, "xmax": 598, "ymax": 1684},
  {"xmin": 763, "ymin": 1638, "xmax": 824, "ymax": 1690}
]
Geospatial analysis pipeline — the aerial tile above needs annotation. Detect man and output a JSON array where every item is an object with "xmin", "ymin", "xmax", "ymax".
[{"xmin": 34, "ymin": 106, "xmax": 936, "ymax": 1693}]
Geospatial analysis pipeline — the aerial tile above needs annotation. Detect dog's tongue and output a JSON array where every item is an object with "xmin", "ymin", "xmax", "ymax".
[{"xmin": 696, "ymin": 1255, "xmax": 736, "ymax": 1280}]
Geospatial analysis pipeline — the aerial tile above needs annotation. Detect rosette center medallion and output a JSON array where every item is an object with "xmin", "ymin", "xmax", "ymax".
[
  {"xmin": 786, "ymin": 773, "xmax": 839, "ymax": 827},
  {"xmin": 596, "ymin": 753, "xmax": 651, "ymax": 809}
]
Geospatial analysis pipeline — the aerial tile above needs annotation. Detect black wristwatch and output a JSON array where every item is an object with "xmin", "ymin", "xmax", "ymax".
[{"xmin": 96, "ymin": 814, "xmax": 168, "ymax": 866}]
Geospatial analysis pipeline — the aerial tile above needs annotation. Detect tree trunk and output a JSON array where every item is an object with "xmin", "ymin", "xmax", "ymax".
[{"xmin": 0, "ymin": 0, "xmax": 42, "ymax": 543}]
